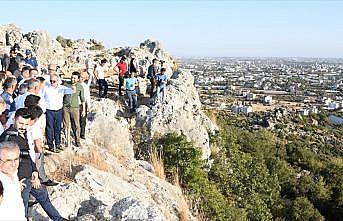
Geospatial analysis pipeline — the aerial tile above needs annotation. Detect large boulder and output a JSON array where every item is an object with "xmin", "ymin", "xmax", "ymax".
[
  {"xmin": 87, "ymin": 98, "xmax": 135, "ymax": 159},
  {"xmin": 134, "ymin": 69, "xmax": 217, "ymax": 159},
  {"xmin": 32, "ymin": 164, "xmax": 192, "ymax": 221}
]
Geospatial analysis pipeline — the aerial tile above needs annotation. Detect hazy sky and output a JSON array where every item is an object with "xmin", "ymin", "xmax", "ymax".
[{"xmin": 1, "ymin": 0, "xmax": 342, "ymax": 58}]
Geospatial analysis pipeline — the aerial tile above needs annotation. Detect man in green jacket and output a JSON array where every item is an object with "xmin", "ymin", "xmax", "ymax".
[{"xmin": 63, "ymin": 71, "xmax": 85, "ymax": 147}]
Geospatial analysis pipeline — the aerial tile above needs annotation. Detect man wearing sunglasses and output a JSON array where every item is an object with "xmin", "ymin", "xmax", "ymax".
[{"xmin": 43, "ymin": 74, "xmax": 74, "ymax": 152}]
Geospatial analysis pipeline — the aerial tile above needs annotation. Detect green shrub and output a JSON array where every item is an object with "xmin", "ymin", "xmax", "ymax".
[
  {"xmin": 56, "ymin": 35, "xmax": 73, "ymax": 48},
  {"xmin": 153, "ymin": 133, "xmax": 246, "ymax": 220},
  {"xmin": 288, "ymin": 197, "xmax": 324, "ymax": 221}
]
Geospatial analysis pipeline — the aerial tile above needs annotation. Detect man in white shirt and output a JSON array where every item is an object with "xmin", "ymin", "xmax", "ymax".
[
  {"xmin": 0, "ymin": 141, "xmax": 26, "ymax": 221},
  {"xmin": 94, "ymin": 59, "xmax": 108, "ymax": 98},
  {"xmin": 80, "ymin": 72, "xmax": 91, "ymax": 139},
  {"xmin": 27, "ymin": 105, "xmax": 57, "ymax": 186},
  {"xmin": 43, "ymin": 74, "xmax": 73, "ymax": 152}
]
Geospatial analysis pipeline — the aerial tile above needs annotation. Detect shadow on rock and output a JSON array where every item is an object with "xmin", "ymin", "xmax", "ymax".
[{"xmin": 77, "ymin": 196, "xmax": 108, "ymax": 221}]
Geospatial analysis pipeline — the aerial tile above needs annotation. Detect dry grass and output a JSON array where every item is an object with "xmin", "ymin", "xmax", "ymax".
[
  {"xmin": 196, "ymin": 212, "xmax": 207, "ymax": 221},
  {"xmin": 72, "ymin": 149, "xmax": 109, "ymax": 172},
  {"xmin": 207, "ymin": 110, "xmax": 218, "ymax": 126},
  {"xmin": 49, "ymin": 161, "xmax": 73, "ymax": 183},
  {"xmin": 163, "ymin": 208, "xmax": 172, "ymax": 220},
  {"xmin": 149, "ymin": 148, "xmax": 165, "ymax": 180},
  {"xmin": 49, "ymin": 148, "xmax": 109, "ymax": 183},
  {"xmin": 179, "ymin": 199, "xmax": 190, "ymax": 221},
  {"xmin": 172, "ymin": 171, "xmax": 190, "ymax": 221},
  {"xmin": 210, "ymin": 142, "xmax": 221, "ymax": 156}
]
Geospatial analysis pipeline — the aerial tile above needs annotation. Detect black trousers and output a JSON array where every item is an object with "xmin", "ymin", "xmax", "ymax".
[
  {"xmin": 80, "ymin": 103, "xmax": 88, "ymax": 138},
  {"xmin": 98, "ymin": 79, "xmax": 108, "ymax": 98},
  {"xmin": 118, "ymin": 76, "xmax": 124, "ymax": 96}
]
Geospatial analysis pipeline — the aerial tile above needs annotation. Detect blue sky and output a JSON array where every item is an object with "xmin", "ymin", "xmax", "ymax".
[{"xmin": 1, "ymin": 0, "xmax": 342, "ymax": 57}]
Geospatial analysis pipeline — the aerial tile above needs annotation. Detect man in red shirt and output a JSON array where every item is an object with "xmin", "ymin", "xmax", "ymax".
[{"xmin": 114, "ymin": 56, "xmax": 128, "ymax": 96}]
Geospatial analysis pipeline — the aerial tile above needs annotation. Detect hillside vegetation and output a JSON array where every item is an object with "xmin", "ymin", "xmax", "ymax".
[{"xmin": 151, "ymin": 111, "xmax": 342, "ymax": 220}]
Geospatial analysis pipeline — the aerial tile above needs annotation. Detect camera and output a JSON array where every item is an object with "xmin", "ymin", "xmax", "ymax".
[{"xmin": 20, "ymin": 149, "xmax": 30, "ymax": 158}]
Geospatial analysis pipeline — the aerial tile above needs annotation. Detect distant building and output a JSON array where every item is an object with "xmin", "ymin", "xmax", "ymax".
[
  {"xmin": 246, "ymin": 93, "xmax": 256, "ymax": 101},
  {"xmin": 231, "ymin": 104, "xmax": 252, "ymax": 114},
  {"xmin": 299, "ymin": 109, "xmax": 309, "ymax": 116},
  {"xmin": 242, "ymin": 106, "xmax": 253, "ymax": 114},
  {"xmin": 263, "ymin": 95, "xmax": 273, "ymax": 105},
  {"xmin": 310, "ymin": 106, "xmax": 318, "ymax": 114},
  {"xmin": 328, "ymin": 102, "xmax": 340, "ymax": 110}
]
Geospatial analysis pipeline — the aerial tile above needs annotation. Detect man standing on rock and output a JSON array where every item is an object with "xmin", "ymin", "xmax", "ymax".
[
  {"xmin": 114, "ymin": 56, "xmax": 128, "ymax": 96},
  {"xmin": 125, "ymin": 72, "xmax": 139, "ymax": 113},
  {"xmin": 43, "ymin": 74, "xmax": 74, "ymax": 152},
  {"xmin": 147, "ymin": 58, "xmax": 158, "ymax": 98},
  {"xmin": 63, "ymin": 71, "xmax": 85, "ymax": 147},
  {"xmin": 94, "ymin": 59, "xmax": 108, "ymax": 98},
  {"xmin": 155, "ymin": 68, "xmax": 168, "ymax": 103}
]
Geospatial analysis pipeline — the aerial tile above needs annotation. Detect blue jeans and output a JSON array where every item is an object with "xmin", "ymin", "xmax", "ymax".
[
  {"xmin": 126, "ymin": 90, "xmax": 137, "ymax": 110},
  {"xmin": 98, "ymin": 79, "xmax": 108, "ymax": 98},
  {"xmin": 157, "ymin": 86, "xmax": 165, "ymax": 102},
  {"xmin": 46, "ymin": 109, "xmax": 63, "ymax": 147},
  {"xmin": 22, "ymin": 179, "xmax": 62, "ymax": 221}
]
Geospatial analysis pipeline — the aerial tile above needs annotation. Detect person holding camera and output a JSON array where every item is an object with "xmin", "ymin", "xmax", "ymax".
[{"xmin": 0, "ymin": 108, "xmax": 66, "ymax": 221}]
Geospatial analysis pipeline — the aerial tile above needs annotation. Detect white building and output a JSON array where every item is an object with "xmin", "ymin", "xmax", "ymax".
[
  {"xmin": 328, "ymin": 102, "xmax": 340, "ymax": 110},
  {"xmin": 242, "ymin": 106, "xmax": 253, "ymax": 114},
  {"xmin": 299, "ymin": 109, "xmax": 309, "ymax": 116},
  {"xmin": 246, "ymin": 93, "xmax": 256, "ymax": 100},
  {"xmin": 310, "ymin": 106, "xmax": 318, "ymax": 114},
  {"xmin": 263, "ymin": 95, "xmax": 273, "ymax": 105}
]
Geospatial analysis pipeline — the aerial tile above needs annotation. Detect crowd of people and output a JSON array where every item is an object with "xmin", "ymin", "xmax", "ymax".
[
  {"xmin": 0, "ymin": 45, "xmax": 171, "ymax": 220},
  {"xmin": 0, "ymin": 45, "xmax": 90, "ymax": 220},
  {"xmin": 93, "ymin": 55, "xmax": 169, "ymax": 113}
]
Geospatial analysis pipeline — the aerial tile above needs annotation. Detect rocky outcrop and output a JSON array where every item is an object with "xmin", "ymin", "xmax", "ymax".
[
  {"xmin": 37, "ymin": 156, "xmax": 191, "ymax": 221},
  {"xmin": 0, "ymin": 24, "xmax": 65, "ymax": 67},
  {"xmin": 134, "ymin": 69, "xmax": 217, "ymax": 159},
  {"xmin": 87, "ymin": 98, "xmax": 134, "ymax": 159}
]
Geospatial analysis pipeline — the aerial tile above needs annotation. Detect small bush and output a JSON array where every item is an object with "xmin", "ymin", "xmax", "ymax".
[{"xmin": 56, "ymin": 35, "xmax": 73, "ymax": 48}]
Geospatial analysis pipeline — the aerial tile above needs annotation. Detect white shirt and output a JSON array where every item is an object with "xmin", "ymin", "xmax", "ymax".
[
  {"xmin": 0, "ymin": 171, "xmax": 26, "ymax": 221},
  {"xmin": 0, "ymin": 124, "xmax": 4, "ymax": 136},
  {"xmin": 27, "ymin": 122, "xmax": 43, "ymax": 161},
  {"xmin": 95, "ymin": 65, "xmax": 105, "ymax": 79},
  {"xmin": 43, "ymin": 84, "xmax": 73, "ymax": 110},
  {"xmin": 81, "ymin": 82, "xmax": 91, "ymax": 105}
]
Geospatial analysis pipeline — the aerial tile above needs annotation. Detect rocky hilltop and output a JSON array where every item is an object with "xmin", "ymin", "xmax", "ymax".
[{"xmin": 0, "ymin": 24, "xmax": 217, "ymax": 220}]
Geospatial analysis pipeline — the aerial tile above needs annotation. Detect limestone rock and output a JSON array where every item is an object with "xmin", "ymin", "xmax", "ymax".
[
  {"xmin": 87, "ymin": 98, "xmax": 134, "ymax": 159},
  {"xmin": 134, "ymin": 69, "xmax": 217, "ymax": 159},
  {"xmin": 33, "ymin": 164, "xmax": 190, "ymax": 221},
  {"xmin": 110, "ymin": 197, "xmax": 166, "ymax": 221}
]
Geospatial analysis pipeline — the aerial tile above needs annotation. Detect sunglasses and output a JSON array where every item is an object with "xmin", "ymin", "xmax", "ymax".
[{"xmin": 50, "ymin": 80, "xmax": 57, "ymax": 83}]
